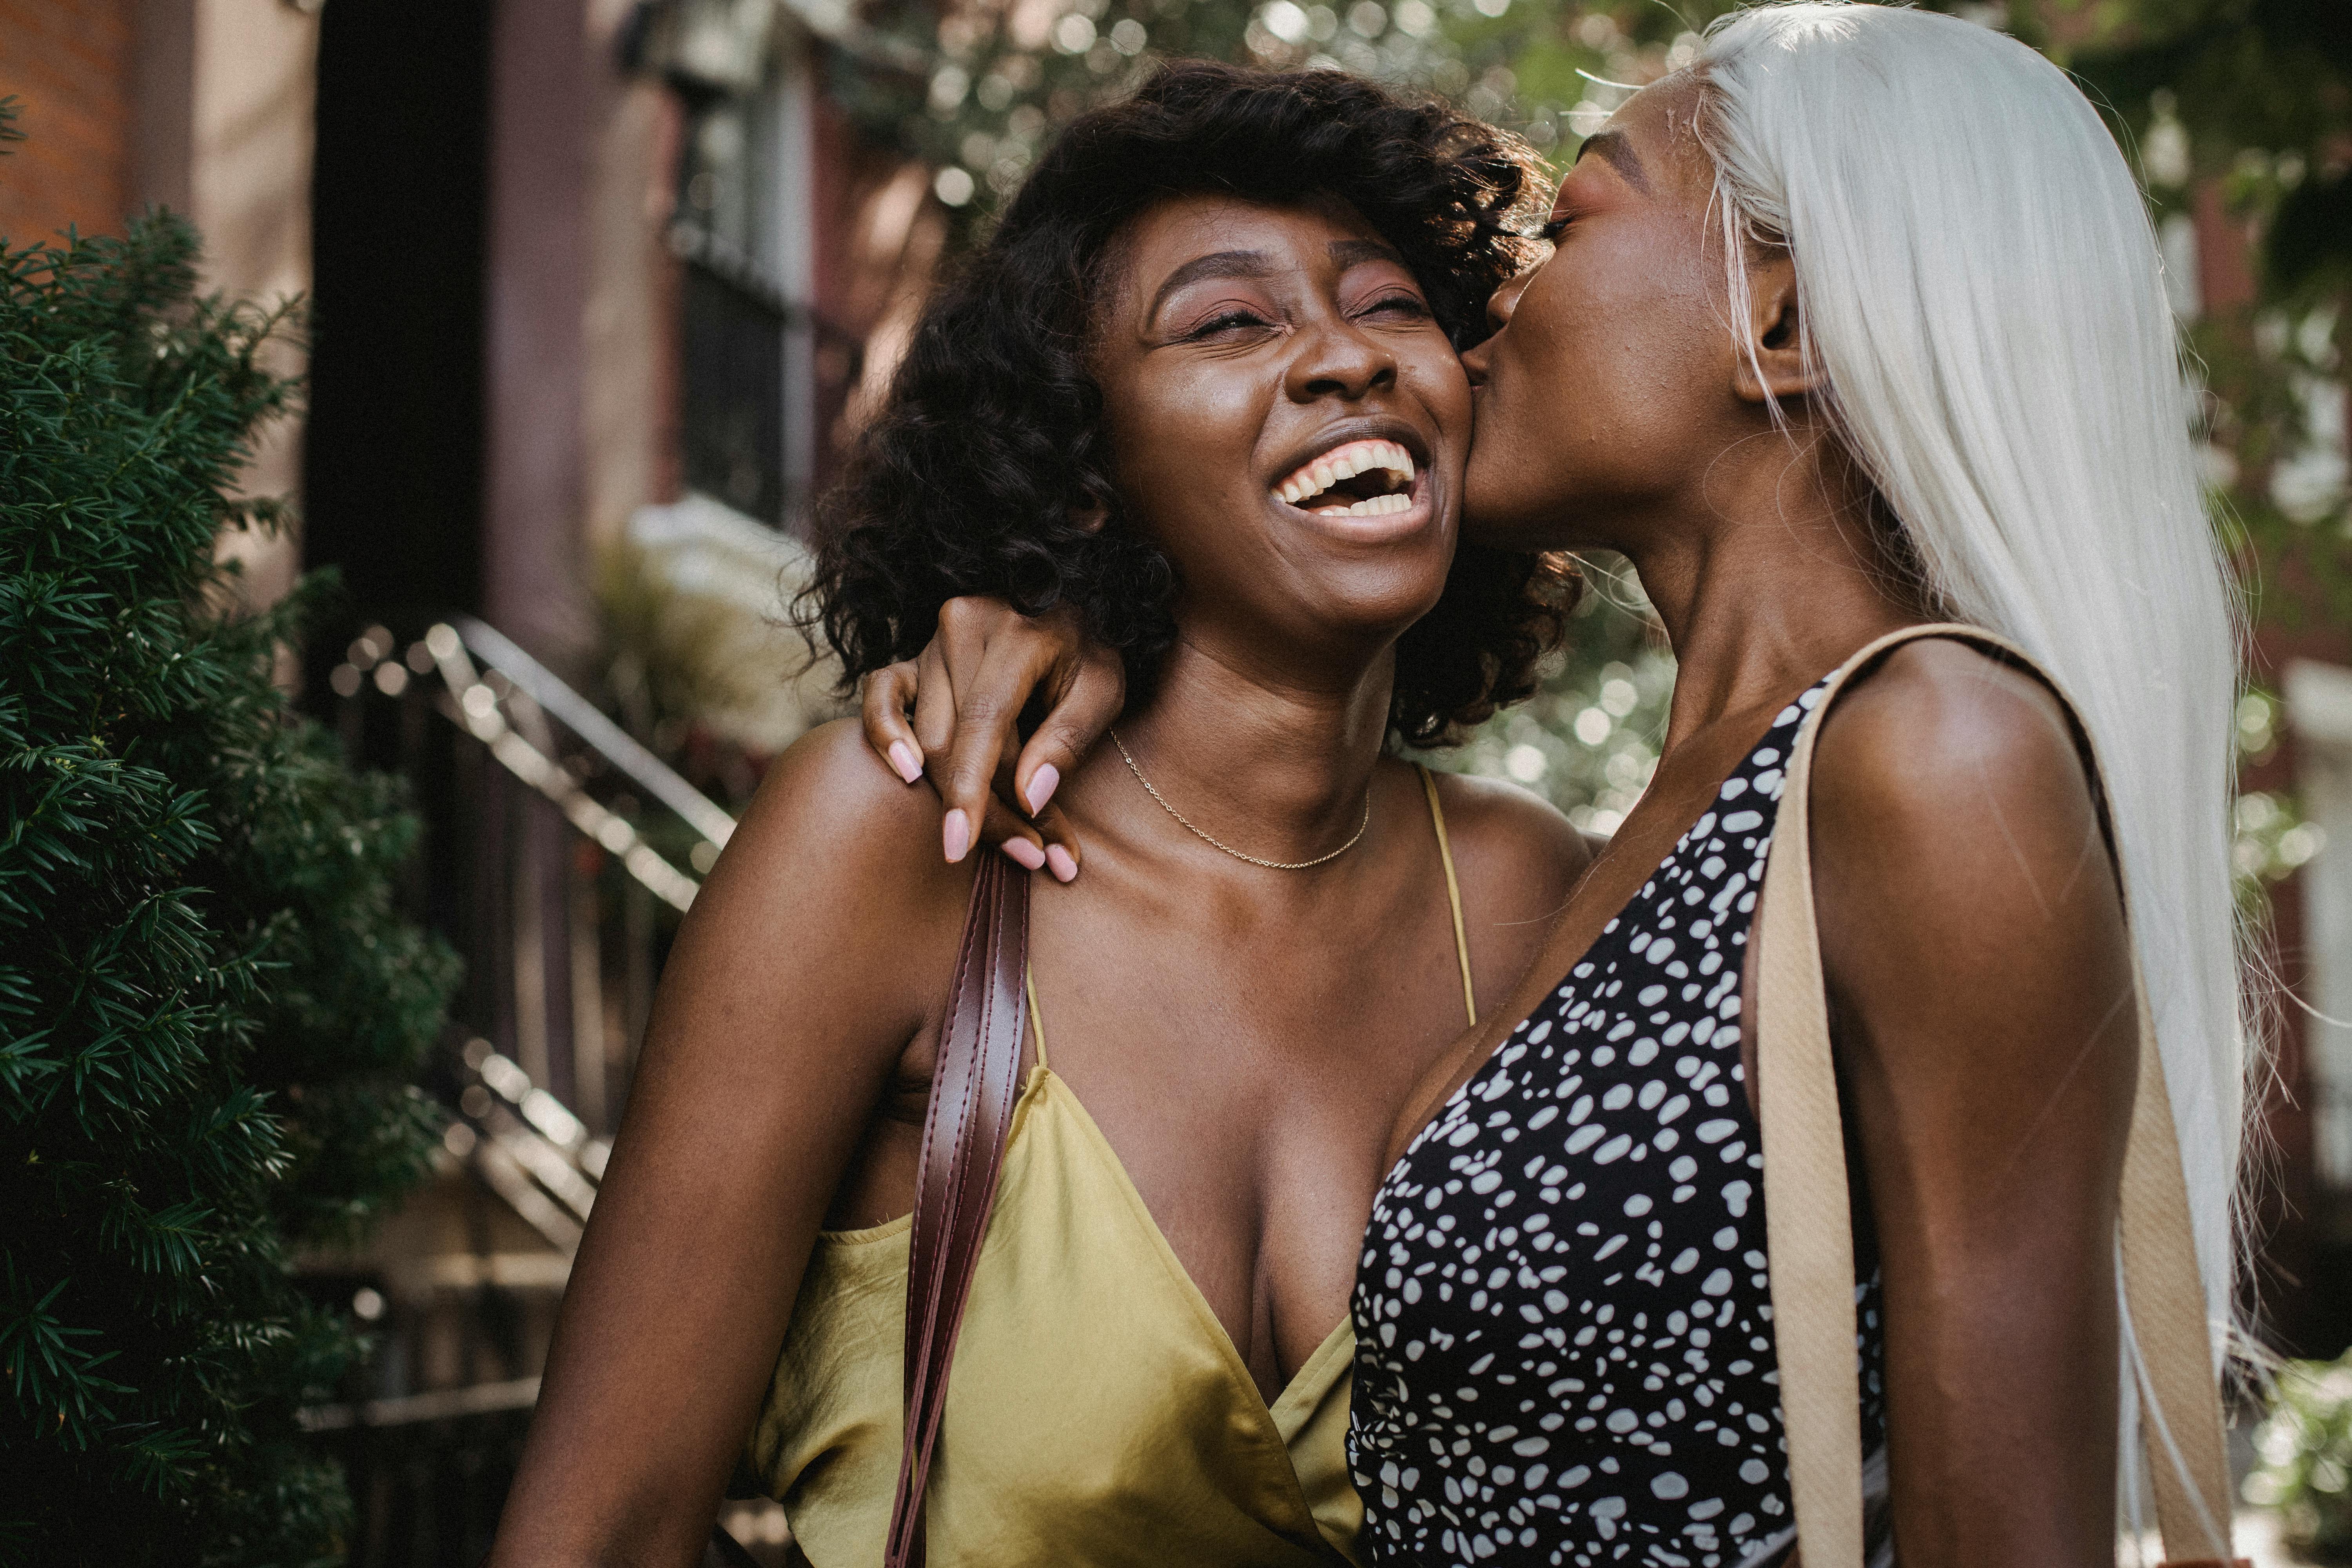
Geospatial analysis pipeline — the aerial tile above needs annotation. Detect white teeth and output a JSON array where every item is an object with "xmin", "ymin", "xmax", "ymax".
[
  {"xmin": 1270, "ymin": 437, "xmax": 1420, "ymax": 510},
  {"xmin": 1308, "ymin": 492, "xmax": 1414, "ymax": 518}
]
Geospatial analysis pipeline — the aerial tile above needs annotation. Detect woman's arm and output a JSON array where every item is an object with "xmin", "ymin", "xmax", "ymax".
[
  {"xmin": 487, "ymin": 720, "xmax": 972, "ymax": 1568},
  {"xmin": 1810, "ymin": 642, "xmax": 2139, "ymax": 1566}
]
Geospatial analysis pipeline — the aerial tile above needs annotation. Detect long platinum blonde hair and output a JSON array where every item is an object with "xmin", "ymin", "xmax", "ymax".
[{"xmin": 1690, "ymin": 0, "xmax": 2247, "ymax": 1511}]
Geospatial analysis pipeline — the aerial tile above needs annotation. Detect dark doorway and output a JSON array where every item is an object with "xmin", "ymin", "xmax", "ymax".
[
  {"xmin": 301, "ymin": 2, "xmax": 495, "ymax": 1044},
  {"xmin": 304, "ymin": 2, "xmax": 492, "ymax": 649}
]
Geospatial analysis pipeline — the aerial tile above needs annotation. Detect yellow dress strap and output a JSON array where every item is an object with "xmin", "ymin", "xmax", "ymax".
[
  {"xmin": 1024, "ymin": 964, "xmax": 1049, "ymax": 1071},
  {"xmin": 1415, "ymin": 765, "xmax": 1477, "ymax": 1027}
]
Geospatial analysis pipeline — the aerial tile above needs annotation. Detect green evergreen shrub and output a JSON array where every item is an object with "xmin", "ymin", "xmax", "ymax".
[{"xmin": 0, "ymin": 136, "xmax": 459, "ymax": 1563}]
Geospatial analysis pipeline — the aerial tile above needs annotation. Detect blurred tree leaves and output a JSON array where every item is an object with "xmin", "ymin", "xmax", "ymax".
[
  {"xmin": 813, "ymin": 0, "xmax": 2352, "ymax": 810},
  {"xmin": 2063, "ymin": 0, "xmax": 2351, "ymax": 625}
]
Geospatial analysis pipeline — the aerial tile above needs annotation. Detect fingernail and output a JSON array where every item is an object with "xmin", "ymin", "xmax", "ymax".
[
  {"xmin": 1024, "ymin": 763, "xmax": 1060, "ymax": 816},
  {"xmin": 943, "ymin": 809, "xmax": 971, "ymax": 864},
  {"xmin": 1002, "ymin": 838, "xmax": 1046, "ymax": 871},
  {"xmin": 1044, "ymin": 844, "xmax": 1078, "ymax": 883},
  {"xmin": 889, "ymin": 741, "xmax": 922, "ymax": 784}
]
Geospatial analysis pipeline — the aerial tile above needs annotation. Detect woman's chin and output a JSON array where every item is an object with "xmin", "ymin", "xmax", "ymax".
[{"xmin": 1299, "ymin": 571, "xmax": 1454, "ymax": 646}]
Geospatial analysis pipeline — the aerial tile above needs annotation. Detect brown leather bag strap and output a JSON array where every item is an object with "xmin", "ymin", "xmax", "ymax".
[
  {"xmin": 884, "ymin": 854, "xmax": 1030, "ymax": 1568},
  {"xmin": 1757, "ymin": 622, "xmax": 2239, "ymax": 1568}
]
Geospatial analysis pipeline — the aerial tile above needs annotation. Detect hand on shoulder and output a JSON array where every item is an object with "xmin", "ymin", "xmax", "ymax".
[
  {"xmin": 675, "ymin": 716, "xmax": 980, "ymax": 1047},
  {"xmin": 612, "ymin": 712, "xmax": 986, "ymax": 1200},
  {"xmin": 712, "ymin": 716, "xmax": 973, "ymax": 912}
]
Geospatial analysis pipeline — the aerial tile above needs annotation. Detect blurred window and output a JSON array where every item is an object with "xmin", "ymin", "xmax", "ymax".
[{"xmin": 671, "ymin": 42, "xmax": 819, "ymax": 527}]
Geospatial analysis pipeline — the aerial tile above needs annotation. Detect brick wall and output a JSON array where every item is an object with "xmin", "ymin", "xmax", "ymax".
[{"xmin": 0, "ymin": 0, "xmax": 134, "ymax": 243}]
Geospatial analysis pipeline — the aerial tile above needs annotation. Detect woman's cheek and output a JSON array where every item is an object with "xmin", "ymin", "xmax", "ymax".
[{"xmin": 1414, "ymin": 346, "xmax": 1475, "ymax": 424}]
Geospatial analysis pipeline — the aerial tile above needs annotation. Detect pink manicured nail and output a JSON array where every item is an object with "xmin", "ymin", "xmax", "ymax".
[
  {"xmin": 1024, "ymin": 764, "xmax": 1060, "ymax": 816},
  {"xmin": 1002, "ymin": 838, "xmax": 1046, "ymax": 871},
  {"xmin": 888, "ymin": 740, "xmax": 922, "ymax": 784},
  {"xmin": 1044, "ymin": 844, "xmax": 1078, "ymax": 883},
  {"xmin": 943, "ymin": 809, "xmax": 971, "ymax": 864}
]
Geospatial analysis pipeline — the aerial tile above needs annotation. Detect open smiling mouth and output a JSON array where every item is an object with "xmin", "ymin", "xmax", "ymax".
[{"xmin": 1271, "ymin": 439, "xmax": 1419, "ymax": 518}]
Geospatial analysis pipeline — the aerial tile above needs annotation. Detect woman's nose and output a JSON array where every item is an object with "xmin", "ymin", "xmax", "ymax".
[
  {"xmin": 1486, "ymin": 269, "xmax": 1534, "ymax": 334},
  {"xmin": 1287, "ymin": 318, "xmax": 1398, "ymax": 402}
]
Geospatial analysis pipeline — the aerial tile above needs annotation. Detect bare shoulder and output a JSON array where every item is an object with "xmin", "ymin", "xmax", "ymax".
[
  {"xmin": 1804, "ymin": 637, "xmax": 2128, "ymax": 1032},
  {"xmin": 722, "ymin": 715, "xmax": 965, "ymax": 884},
  {"xmin": 668, "ymin": 717, "xmax": 975, "ymax": 1042},
  {"xmin": 1809, "ymin": 637, "xmax": 2101, "ymax": 857},
  {"xmin": 1421, "ymin": 765, "xmax": 1593, "ymax": 922}
]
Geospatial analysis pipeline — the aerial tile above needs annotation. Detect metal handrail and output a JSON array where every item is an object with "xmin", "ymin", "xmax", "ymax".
[
  {"xmin": 445, "ymin": 1034, "xmax": 605, "ymax": 1254},
  {"xmin": 299, "ymin": 1376, "xmax": 543, "ymax": 1433},
  {"xmin": 449, "ymin": 616, "xmax": 737, "ymax": 848},
  {"xmin": 319, "ymin": 615, "xmax": 766, "ymax": 1562},
  {"xmin": 433, "ymin": 679, "xmax": 704, "ymax": 913},
  {"xmin": 332, "ymin": 615, "xmax": 713, "ymax": 1127}
]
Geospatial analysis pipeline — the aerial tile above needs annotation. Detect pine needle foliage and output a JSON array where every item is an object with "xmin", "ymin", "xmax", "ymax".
[{"xmin": 0, "ymin": 189, "xmax": 459, "ymax": 1561}]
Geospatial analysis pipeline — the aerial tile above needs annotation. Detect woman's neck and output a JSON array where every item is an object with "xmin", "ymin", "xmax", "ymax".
[
  {"xmin": 1075, "ymin": 633, "xmax": 1396, "ymax": 868},
  {"xmin": 1624, "ymin": 428, "xmax": 1925, "ymax": 751}
]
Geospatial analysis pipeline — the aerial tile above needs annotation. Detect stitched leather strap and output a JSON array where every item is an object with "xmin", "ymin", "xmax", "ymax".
[
  {"xmin": 1755, "ymin": 623, "xmax": 2236, "ymax": 1567},
  {"xmin": 884, "ymin": 854, "xmax": 1030, "ymax": 1568}
]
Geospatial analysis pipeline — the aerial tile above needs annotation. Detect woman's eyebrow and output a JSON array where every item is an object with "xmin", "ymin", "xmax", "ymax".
[
  {"xmin": 1330, "ymin": 238, "xmax": 1408, "ymax": 270},
  {"xmin": 1573, "ymin": 129, "xmax": 1651, "ymax": 193},
  {"xmin": 1146, "ymin": 250, "xmax": 1271, "ymax": 323}
]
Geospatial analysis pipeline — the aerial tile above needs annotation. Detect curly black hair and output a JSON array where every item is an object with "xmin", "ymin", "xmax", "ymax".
[{"xmin": 808, "ymin": 60, "xmax": 1578, "ymax": 746}]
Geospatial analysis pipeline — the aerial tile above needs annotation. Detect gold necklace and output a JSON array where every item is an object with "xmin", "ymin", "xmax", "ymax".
[{"xmin": 1109, "ymin": 729, "xmax": 1371, "ymax": 871}]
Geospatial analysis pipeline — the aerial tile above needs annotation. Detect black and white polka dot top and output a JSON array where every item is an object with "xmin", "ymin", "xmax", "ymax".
[{"xmin": 1349, "ymin": 679, "xmax": 1886, "ymax": 1567}]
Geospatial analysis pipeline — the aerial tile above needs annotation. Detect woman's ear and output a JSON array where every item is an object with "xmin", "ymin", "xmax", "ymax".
[
  {"xmin": 1073, "ymin": 501, "xmax": 1109, "ymax": 534},
  {"xmin": 1731, "ymin": 252, "xmax": 1817, "ymax": 405}
]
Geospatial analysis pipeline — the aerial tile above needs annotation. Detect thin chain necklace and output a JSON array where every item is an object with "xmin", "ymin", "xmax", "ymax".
[{"xmin": 1109, "ymin": 729, "xmax": 1371, "ymax": 871}]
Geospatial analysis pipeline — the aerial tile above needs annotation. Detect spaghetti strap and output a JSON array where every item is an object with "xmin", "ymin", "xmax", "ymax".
[
  {"xmin": 1024, "ymin": 963, "xmax": 1049, "ymax": 1071},
  {"xmin": 1416, "ymin": 765, "xmax": 1478, "ymax": 1027}
]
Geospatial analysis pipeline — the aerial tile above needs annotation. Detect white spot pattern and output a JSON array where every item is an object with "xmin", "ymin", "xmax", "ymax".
[{"xmin": 1349, "ymin": 682, "xmax": 1887, "ymax": 1566}]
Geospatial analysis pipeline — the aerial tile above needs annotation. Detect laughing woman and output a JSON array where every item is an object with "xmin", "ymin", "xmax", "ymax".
[
  {"xmin": 867, "ymin": 6, "xmax": 2250, "ymax": 1563},
  {"xmin": 488, "ymin": 65, "xmax": 1599, "ymax": 1568}
]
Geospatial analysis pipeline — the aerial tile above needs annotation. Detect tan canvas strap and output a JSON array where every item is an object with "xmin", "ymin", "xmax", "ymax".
[
  {"xmin": 2119, "ymin": 965, "xmax": 2236, "ymax": 1557},
  {"xmin": 1419, "ymin": 764, "xmax": 1479, "ymax": 1027},
  {"xmin": 1755, "ymin": 622, "xmax": 2234, "ymax": 1565},
  {"xmin": 885, "ymin": 853, "xmax": 1031, "ymax": 1568}
]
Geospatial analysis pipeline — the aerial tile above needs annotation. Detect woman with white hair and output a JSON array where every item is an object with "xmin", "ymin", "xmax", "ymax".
[{"xmin": 867, "ymin": 3, "xmax": 2247, "ymax": 1560}]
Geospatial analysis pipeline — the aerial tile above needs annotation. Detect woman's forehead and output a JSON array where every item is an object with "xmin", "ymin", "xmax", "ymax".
[
  {"xmin": 1103, "ymin": 192, "xmax": 1396, "ymax": 309},
  {"xmin": 1592, "ymin": 75, "xmax": 1711, "ymax": 192}
]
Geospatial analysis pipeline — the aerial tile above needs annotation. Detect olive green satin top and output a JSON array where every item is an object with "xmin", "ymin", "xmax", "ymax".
[{"xmin": 743, "ymin": 769, "xmax": 1477, "ymax": 1566}]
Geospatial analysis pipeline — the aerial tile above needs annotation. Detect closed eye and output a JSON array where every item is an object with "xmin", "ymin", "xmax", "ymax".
[
  {"xmin": 1357, "ymin": 291, "xmax": 1431, "ymax": 321},
  {"xmin": 1183, "ymin": 308, "xmax": 1274, "ymax": 339},
  {"xmin": 1536, "ymin": 217, "xmax": 1571, "ymax": 242}
]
